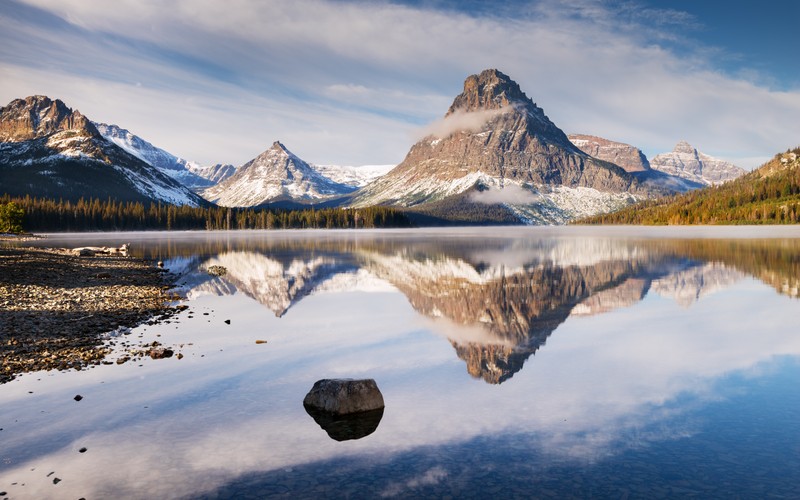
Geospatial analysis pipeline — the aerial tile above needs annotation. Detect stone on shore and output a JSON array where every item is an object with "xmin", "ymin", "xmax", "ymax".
[{"xmin": 303, "ymin": 378, "xmax": 385, "ymax": 415}]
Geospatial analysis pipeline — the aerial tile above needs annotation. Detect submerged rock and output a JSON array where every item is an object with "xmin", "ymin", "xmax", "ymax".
[{"xmin": 303, "ymin": 378, "xmax": 385, "ymax": 414}]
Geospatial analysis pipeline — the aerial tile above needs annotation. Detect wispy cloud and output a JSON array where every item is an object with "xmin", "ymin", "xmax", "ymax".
[
  {"xmin": 1, "ymin": 0, "xmax": 799, "ymax": 168},
  {"xmin": 416, "ymin": 106, "xmax": 513, "ymax": 140}
]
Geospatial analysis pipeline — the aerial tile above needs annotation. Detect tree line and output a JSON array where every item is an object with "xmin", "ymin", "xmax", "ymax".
[
  {"xmin": 579, "ymin": 148, "xmax": 800, "ymax": 225},
  {"xmin": 0, "ymin": 195, "xmax": 412, "ymax": 232}
]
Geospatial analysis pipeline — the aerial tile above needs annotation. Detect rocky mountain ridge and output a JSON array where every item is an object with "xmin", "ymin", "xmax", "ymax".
[
  {"xmin": 95, "ymin": 123, "xmax": 236, "ymax": 189},
  {"xmin": 568, "ymin": 134, "xmax": 650, "ymax": 173},
  {"xmin": 0, "ymin": 95, "xmax": 96, "ymax": 142},
  {"xmin": 352, "ymin": 69, "xmax": 655, "ymax": 223},
  {"xmin": 0, "ymin": 96, "xmax": 206, "ymax": 206},
  {"xmin": 650, "ymin": 141, "xmax": 745, "ymax": 186}
]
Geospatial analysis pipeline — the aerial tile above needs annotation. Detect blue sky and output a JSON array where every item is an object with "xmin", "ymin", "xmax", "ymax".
[{"xmin": 1, "ymin": 0, "xmax": 798, "ymax": 169}]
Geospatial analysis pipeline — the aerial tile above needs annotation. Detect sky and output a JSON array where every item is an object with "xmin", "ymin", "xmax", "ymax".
[{"xmin": 1, "ymin": 0, "xmax": 798, "ymax": 170}]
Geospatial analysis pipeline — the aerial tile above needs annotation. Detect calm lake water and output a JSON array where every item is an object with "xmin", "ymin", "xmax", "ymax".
[{"xmin": 3, "ymin": 226, "xmax": 800, "ymax": 499}]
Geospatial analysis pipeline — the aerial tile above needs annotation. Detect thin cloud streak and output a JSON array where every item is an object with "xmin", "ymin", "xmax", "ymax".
[{"xmin": 2, "ymin": 0, "xmax": 798, "ymax": 168}]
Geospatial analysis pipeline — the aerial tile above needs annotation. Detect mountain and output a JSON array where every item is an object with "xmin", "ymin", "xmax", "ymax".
[
  {"xmin": 95, "ymin": 123, "xmax": 235, "ymax": 189},
  {"xmin": 580, "ymin": 147, "xmax": 800, "ymax": 224},
  {"xmin": 650, "ymin": 141, "xmax": 746, "ymax": 186},
  {"xmin": 0, "ymin": 96, "xmax": 206, "ymax": 206},
  {"xmin": 311, "ymin": 164, "xmax": 394, "ymax": 188},
  {"xmin": 202, "ymin": 141, "xmax": 356, "ymax": 207},
  {"xmin": 568, "ymin": 134, "xmax": 650, "ymax": 173},
  {"xmin": 352, "ymin": 69, "xmax": 657, "ymax": 224},
  {"xmin": 569, "ymin": 134, "xmax": 703, "ymax": 193}
]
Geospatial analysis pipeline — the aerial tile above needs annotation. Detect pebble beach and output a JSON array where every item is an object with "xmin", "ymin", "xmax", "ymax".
[{"xmin": 0, "ymin": 244, "xmax": 177, "ymax": 383}]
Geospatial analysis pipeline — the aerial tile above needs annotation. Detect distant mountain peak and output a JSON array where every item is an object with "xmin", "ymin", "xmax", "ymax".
[
  {"xmin": 202, "ymin": 140, "xmax": 355, "ymax": 207},
  {"xmin": 0, "ymin": 95, "xmax": 206, "ymax": 206},
  {"xmin": 673, "ymin": 140, "xmax": 699, "ymax": 157},
  {"xmin": 0, "ymin": 95, "xmax": 98, "ymax": 142},
  {"xmin": 651, "ymin": 142, "xmax": 745, "ymax": 186}
]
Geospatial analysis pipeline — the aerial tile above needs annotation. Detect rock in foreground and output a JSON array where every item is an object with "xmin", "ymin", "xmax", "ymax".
[{"xmin": 303, "ymin": 378, "xmax": 385, "ymax": 414}]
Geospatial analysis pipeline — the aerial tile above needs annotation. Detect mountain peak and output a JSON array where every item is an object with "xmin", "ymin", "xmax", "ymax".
[
  {"xmin": 203, "ymin": 140, "xmax": 354, "ymax": 207},
  {"xmin": 0, "ymin": 95, "xmax": 98, "ymax": 142},
  {"xmin": 651, "ymin": 142, "xmax": 745, "ymax": 186},
  {"xmin": 673, "ymin": 141, "xmax": 697, "ymax": 155},
  {"xmin": 447, "ymin": 68, "xmax": 530, "ymax": 114}
]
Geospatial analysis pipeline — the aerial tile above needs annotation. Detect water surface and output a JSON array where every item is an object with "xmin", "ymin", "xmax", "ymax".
[{"xmin": 2, "ymin": 227, "xmax": 800, "ymax": 498}]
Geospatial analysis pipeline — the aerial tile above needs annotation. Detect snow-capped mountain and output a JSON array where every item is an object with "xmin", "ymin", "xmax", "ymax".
[
  {"xmin": 95, "ymin": 123, "xmax": 235, "ymax": 189},
  {"xmin": 650, "ymin": 141, "xmax": 746, "ymax": 186},
  {"xmin": 311, "ymin": 164, "xmax": 394, "ymax": 188},
  {"xmin": 0, "ymin": 96, "xmax": 206, "ymax": 206},
  {"xmin": 351, "ymin": 69, "xmax": 660, "ymax": 224},
  {"xmin": 202, "ymin": 141, "xmax": 356, "ymax": 207}
]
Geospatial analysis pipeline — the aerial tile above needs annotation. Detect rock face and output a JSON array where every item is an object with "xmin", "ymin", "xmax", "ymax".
[
  {"xmin": 0, "ymin": 96, "xmax": 206, "ymax": 205},
  {"xmin": 650, "ymin": 141, "xmax": 746, "ymax": 186},
  {"xmin": 568, "ymin": 134, "xmax": 650, "ymax": 173},
  {"xmin": 95, "ymin": 123, "xmax": 235, "ymax": 189},
  {"xmin": 0, "ymin": 96, "xmax": 95, "ymax": 142},
  {"xmin": 353, "ymin": 69, "xmax": 648, "ymax": 223},
  {"xmin": 202, "ymin": 141, "xmax": 355, "ymax": 207},
  {"xmin": 303, "ymin": 378, "xmax": 385, "ymax": 414}
]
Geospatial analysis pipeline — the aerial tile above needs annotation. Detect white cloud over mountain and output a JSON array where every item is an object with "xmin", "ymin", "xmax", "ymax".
[{"xmin": 2, "ymin": 0, "xmax": 798, "ymax": 169}]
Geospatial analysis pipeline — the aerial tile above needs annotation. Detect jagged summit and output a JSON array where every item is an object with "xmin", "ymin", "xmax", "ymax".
[
  {"xmin": 448, "ymin": 69, "xmax": 530, "ymax": 113},
  {"xmin": 0, "ymin": 95, "xmax": 98, "ymax": 142},
  {"xmin": 202, "ymin": 140, "xmax": 355, "ymax": 207},
  {"xmin": 443, "ymin": 68, "xmax": 572, "ymax": 147},
  {"xmin": 650, "ymin": 141, "xmax": 746, "ymax": 186},
  {"xmin": 0, "ymin": 95, "xmax": 206, "ymax": 206},
  {"xmin": 352, "ymin": 69, "xmax": 642, "ymax": 220},
  {"xmin": 673, "ymin": 140, "xmax": 697, "ymax": 155}
]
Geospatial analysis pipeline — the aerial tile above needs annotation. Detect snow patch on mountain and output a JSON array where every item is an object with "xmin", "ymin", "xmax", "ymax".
[
  {"xmin": 650, "ymin": 141, "xmax": 746, "ymax": 186},
  {"xmin": 95, "ymin": 123, "xmax": 234, "ymax": 189},
  {"xmin": 203, "ymin": 141, "xmax": 356, "ymax": 207},
  {"xmin": 311, "ymin": 164, "xmax": 394, "ymax": 187}
]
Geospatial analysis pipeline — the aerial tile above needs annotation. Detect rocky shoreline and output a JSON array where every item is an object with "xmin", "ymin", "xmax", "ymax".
[{"xmin": 1, "ymin": 245, "xmax": 180, "ymax": 383}]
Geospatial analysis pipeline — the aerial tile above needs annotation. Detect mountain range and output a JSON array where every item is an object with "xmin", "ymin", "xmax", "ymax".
[
  {"xmin": 582, "ymin": 148, "xmax": 800, "ymax": 224},
  {"xmin": 0, "ymin": 70, "xmax": 752, "ymax": 223},
  {"xmin": 0, "ymin": 96, "xmax": 205, "ymax": 206},
  {"xmin": 95, "ymin": 123, "xmax": 236, "ymax": 189},
  {"xmin": 201, "ymin": 141, "xmax": 355, "ymax": 208}
]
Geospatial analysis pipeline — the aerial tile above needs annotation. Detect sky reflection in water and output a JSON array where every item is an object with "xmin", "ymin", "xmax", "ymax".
[{"xmin": 2, "ymin": 227, "xmax": 800, "ymax": 498}]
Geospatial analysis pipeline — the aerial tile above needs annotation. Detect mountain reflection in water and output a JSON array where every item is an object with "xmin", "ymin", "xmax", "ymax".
[
  {"xmin": 143, "ymin": 232, "xmax": 800, "ymax": 385},
  {"xmin": 7, "ymin": 228, "xmax": 800, "ymax": 499}
]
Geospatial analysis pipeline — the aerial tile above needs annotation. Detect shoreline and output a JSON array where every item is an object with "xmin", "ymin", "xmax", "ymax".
[{"xmin": 0, "ymin": 245, "xmax": 180, "ymax": 383}]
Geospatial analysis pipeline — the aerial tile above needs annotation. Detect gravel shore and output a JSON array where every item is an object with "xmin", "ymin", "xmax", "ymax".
[{"xmin": 1, "ymin": 245, "xmax": 178, "ymax": 383}]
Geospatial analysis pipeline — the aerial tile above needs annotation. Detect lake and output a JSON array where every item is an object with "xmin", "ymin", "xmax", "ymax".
[{"xmin": 2, "ymin": 226, "xmax": 800, "ymax": 499}]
